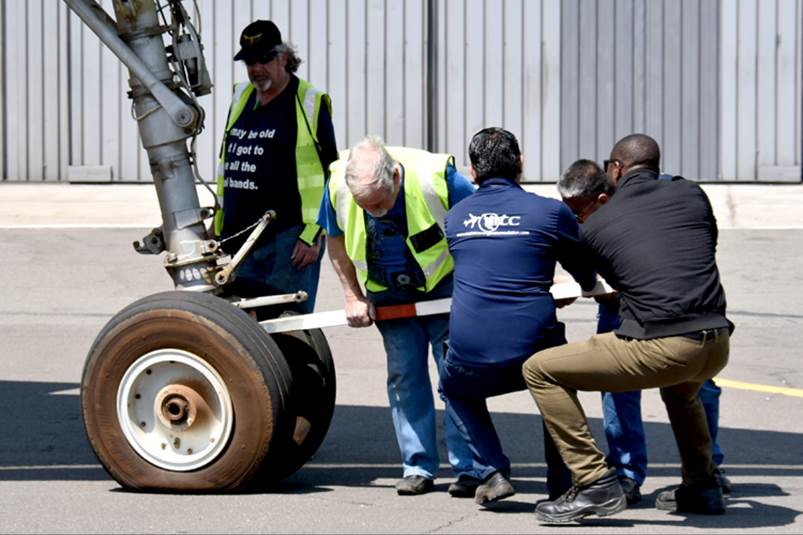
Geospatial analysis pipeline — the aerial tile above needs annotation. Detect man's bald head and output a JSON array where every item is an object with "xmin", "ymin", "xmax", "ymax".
[{"xmin": 610, "ymin": 134, "xmax": 660, "ymax": 173}]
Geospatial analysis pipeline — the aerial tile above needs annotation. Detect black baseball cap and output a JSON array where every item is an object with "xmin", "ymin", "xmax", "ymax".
[{"xmin": 233, "ymin": 20, "xmax": 282, "ymax": 62}]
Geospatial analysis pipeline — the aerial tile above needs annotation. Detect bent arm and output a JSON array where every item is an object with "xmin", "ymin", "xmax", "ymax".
[{"xmin": 326, "ymin": 234, "xmax": 374, "ymax": 327}]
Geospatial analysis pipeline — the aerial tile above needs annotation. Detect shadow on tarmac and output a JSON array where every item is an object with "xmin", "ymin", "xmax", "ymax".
[{"xmin": 0, "ymin": 379, "xmax": 801, "ymax": 527}]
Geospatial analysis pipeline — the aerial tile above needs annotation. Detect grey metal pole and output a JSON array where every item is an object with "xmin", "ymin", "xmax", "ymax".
[{"xmin": 426, "ymin": 0, "xmax": 438, "ymax": 153}]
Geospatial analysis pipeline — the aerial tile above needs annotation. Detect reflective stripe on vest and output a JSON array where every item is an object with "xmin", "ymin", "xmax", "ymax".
[
  {"xmin": 328, "ymin": 147, "xmax": 454, "ymax": 293},
  {"xmin": 214, "ymin": 80, "xmax": 328, "ymax": 238}
]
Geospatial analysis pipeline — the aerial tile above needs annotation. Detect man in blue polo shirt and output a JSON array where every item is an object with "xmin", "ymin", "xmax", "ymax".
[{"xmin": 439, "ymin": 127, "xmax": 598, "ymax": 505}]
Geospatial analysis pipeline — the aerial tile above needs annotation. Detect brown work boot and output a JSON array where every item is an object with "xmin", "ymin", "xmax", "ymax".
[{"xmin": 474, "ymin": 471, "xmax": 515, "ymax": 506}]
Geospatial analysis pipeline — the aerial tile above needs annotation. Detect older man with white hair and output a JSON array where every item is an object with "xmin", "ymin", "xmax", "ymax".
[{"xmin": 317, "ymin": 137, "xmax": 480, "ymax": 496}]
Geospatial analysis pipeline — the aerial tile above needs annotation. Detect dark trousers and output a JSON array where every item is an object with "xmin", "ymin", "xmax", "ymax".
[
  {"xmin": 522, "ymin": 331, "xmax": 729, "ymax": 487},
  {"xmin": 440, "ymin": 351, "xmax": 572, "ymax": 499}
]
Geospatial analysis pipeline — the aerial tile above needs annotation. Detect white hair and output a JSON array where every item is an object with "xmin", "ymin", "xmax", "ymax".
[{"xmin": 344, "ymin": 136, "xmax": 396, "ymax": 198}]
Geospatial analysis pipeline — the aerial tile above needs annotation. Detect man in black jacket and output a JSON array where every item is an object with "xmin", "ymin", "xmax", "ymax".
[{"xmin": 523, "ymin": 134, "xmax": 733, "ymax": 523}]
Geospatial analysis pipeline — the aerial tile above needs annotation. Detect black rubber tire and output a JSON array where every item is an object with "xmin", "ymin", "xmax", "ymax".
[
  {"xmin": 260, "ymin": 322, "xmax": 336, "ymax": 481},
  {"xmin": 81, "ymin": 291, "xmax": 294, "ymax": 492}
]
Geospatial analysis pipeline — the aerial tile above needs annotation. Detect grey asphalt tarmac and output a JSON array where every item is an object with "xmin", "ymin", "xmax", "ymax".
[{"xmin": 0, "ymin": 184, "xmax": 802, "ymax": 533}]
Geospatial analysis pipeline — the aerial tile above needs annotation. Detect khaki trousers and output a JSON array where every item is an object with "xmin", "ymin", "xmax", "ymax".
[{"xmin": 522, "ymin": 331, "xmax": 729, "ymax": 487}]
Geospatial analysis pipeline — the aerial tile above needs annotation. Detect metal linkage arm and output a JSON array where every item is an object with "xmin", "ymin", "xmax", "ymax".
[{"xmin": 64, "ymin": 0, "xmax": 197, "ymax": 128}]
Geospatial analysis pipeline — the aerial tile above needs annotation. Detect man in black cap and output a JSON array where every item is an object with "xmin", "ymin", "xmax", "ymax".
[{"xmin": 214, "ymin": 20, "xmax": 338, "ymax": 315}]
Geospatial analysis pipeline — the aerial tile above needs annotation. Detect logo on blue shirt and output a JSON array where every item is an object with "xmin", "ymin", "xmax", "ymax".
[{"xmin": 462, "ymin": 212, "xmax": 522, "ymax": 233}]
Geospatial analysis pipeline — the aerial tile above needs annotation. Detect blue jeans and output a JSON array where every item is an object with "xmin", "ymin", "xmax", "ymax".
[
  {"xmin": 234, "ymin": 224, "xmax": 324, "ymax": 314},
  {"xmin": 597, "ymin": 301, "xmax": 725, "ymax": 484},
  {"xmin": 440, "ymin": 348, "xmax": 572, "ymax": 498},
  {"xmin": 369, "ymin": 278, "xmax": 477, "ymax": 480}
]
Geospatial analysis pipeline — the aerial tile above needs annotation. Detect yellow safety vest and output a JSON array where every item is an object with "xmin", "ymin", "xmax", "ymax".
[
  {"xmin": 214, "ymin": 79, "xmax": 330, "ymax": 245},
  {"xmin": 328, "ymin": 147, "xmax": 454, "ymax": 293}
]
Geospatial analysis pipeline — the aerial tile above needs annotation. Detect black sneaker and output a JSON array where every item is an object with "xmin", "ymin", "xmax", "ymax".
[
  {"xmin": 474, "ymin": 471, "xmax": 515, "ymax": 505},
  {"xmin": 655, "ymin": 481, "xmax": 725, "ymax": 514},
  {"xmin": 535, "ymin": 469, "xmax": 627, "ymax": 523},
  {"xmin": 714, "ymin": 467, "xmax": 732, "ymax": 495},
  {"xmin": 448, "ymin": 474, "xmax": 482, "ymax": 498},
  {"xmin": 395, "ymin": 475, "xmax": 434, "ymax": 496},
  {"xmin": 618, "ymin": 476, "xmax": 642, "ymax": 505}
]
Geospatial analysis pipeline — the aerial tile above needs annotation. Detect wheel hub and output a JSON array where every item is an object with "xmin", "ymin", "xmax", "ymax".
[{"xmin": 116, "ymin": 349, "xmax": 234, "ymax": 471}]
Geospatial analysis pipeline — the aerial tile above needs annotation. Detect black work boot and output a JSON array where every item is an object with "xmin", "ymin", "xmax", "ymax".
[
  {"xmin": 714, "ymin": 467, "xmax": 732, "ymax": 495},
  {"xmin": 534, "ymin": 469, "xmax": 627, "ymax": 524},
  {"xmin": 655, "ymin": 480, "xmax": 725, "ymax": 514}
]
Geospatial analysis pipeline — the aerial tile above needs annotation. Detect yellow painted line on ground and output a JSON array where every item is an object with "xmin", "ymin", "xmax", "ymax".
[{"xmin": 717, "ymin": 378, "xmax": 803, "ymax": 398}]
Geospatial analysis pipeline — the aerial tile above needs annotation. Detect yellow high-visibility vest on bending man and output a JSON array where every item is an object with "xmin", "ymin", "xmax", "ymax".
[{"xmin": 328, "ymin": 147, "xmax": 455, "ymax": 293}]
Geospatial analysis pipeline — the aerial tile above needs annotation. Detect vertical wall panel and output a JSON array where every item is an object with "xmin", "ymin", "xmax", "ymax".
[
  {"xmin": 681, "ymin": 0, "xmax": 701, "ymax": 178},
  {"xmin": 521, "ymin": 0, "xmax": 541, "ymax": 176},
  {"xmin": 736, "ymin": 0, "xmax": 758, "ymax": 180},
  {"xmin": 559, "ymin": 0, "xmax": 579, "ymax": 173},
  {"xmin": 503, "ymin": 0, "xmax": 523, "ymax": 145},
  {"xmin": 327, "ymin": 1, "xmax": 347, "ymax": 150},
  {"xmin": 435, "ymin": 0, "xmax": 447, "ymax": 152},
  {"xmin": 442, "ymin": 0, "xmax": 465, "ymax": 163},
  {"xmin": 384, "ymin": 1, "xmax": 405, "ymax": 145},
  {"xmin": 43, "ymin": 1, "xmax": 61, "ymax": 180},
  {"xmin": 757, "ymin": 0, "xmax": 777, "ymax": 172},
  {"xmin": 777, "ymin": 0, "xmax": 799, "ymax": 166},
  {"xmin": 308, "ymin": 0, "xmax": 328, "ymax": 102},
  {"xmin": 365, "ymin": 0, "xmax": 385, "ymax": 141},
  {"xmin": 193, "ymin": 0, "xmax": 215, "ymax": 184},
  {"xmin": 632, "ymin": 1, "xmax": 646, "ymax": 133},
  {"xmin": 269, "ymin": 0, "xmax": 290, "ymax": 31},
  {"xmin": 28, "ymin": 0, "xmax": 44, "ymax": 181},
  {"xmin": 720, "ymin": 0, "xmax": 738, "ymax": 178},
  {"xmin": 289, "ymin": 0, "xmax": 310, "ymax": 82},
  {"xmin": 463, "ymin": 0, "xmax": 484, "ymax": 159},
  {"xmin": 0, "ymin": 0, "xmax": 5, "ymax": 180},
  {"xmin": 346, "ymin": 0, "xmax": 367, "ymax": 146},
  {"xmin": 613, "ymin": 0, "xmax": 634, "ymax": 143},
  {"xmin": 541, "ymin": 0, "xmax": 562, "ymax": 179},
  {"xmin": 81, "ymin": 4, "xmax": 101, "ymax": 166},
  {"xmin": 100, "ymin": 0, "xmax": 121, "ymax": 179},
  {"xmin": 662, "ymin": 0, "xmax": 682, "ymax": 175},
  {"xmin": 404, "ymin": 1, "xmax": 425, "ymax": 147},
  {"xmin": 595, "ymin": 0, "xmax": 615, "ymax": 159},
  {"xmin": 484, "ymin": 1, "xmax": 504, "ymax": 129},
  {"xmin": 699, "ymin": 0, "xmax": 719, "ymax": 180},
  {"xmin": 6, "ymin": 1, "xmax": 26, "ymax": 180},
  {"xmin": 643, "ymin": 0, "xmax": 664, "ymax": 144},
  {"xmin": 577, "ymin": 2, "xmax": 597, "ymax": 159}
]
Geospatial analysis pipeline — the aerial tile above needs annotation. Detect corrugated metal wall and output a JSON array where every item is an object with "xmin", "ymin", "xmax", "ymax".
[
  {"xmin": 2, "ymin": 1, "xmax": 71, "ymax": 181},
  {"xmin": 435, "ymin": 0, "xmax": 562, "ymax": 180},
  {"xmin": 560, "ymin": 0, "xmax": 722, "ymax": 179},
  {"xmin": 721, "ymin": 0, "xmax": 803, "ymax": 181},
  {"xmin": 1, "ymin": 0, "xmax": 801, "ymax": 182}
]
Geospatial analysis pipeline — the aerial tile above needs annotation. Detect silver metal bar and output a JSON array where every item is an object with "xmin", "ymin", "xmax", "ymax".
[{"xmin": 232, "ymin": 291, "xmax": 308, "ymax": 310}]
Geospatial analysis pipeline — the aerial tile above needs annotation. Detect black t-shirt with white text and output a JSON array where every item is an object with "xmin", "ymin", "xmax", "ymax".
[{"xmin": 220, "ymin": 76, "xmax": 337, "ymax": 254}]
